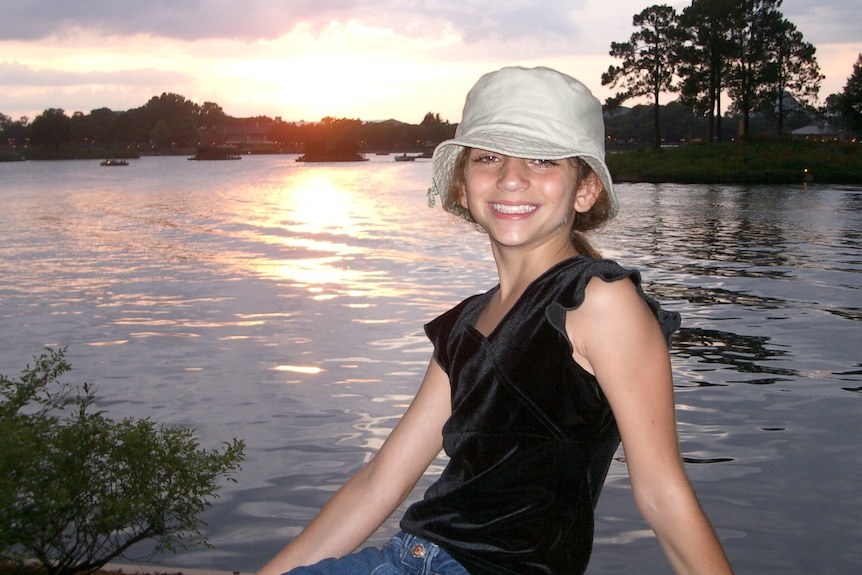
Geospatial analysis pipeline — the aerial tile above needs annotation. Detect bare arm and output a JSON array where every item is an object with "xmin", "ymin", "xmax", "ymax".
[
  {"xmin": 567, "ymin": 278, "xmax": 733, "ymax": 575},
  {"xmin": 256, "ymin": 358, "xmax": 452, "ymax": 575}
]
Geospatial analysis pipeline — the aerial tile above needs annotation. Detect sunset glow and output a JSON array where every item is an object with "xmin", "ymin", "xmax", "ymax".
[{"xmin": 1, "ymin": 0, "xmax": 859, "ymax": 123}]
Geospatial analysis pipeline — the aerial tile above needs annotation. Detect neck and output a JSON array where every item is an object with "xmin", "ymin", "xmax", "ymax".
[{"xmin": 490, "ymin": 241, "xmax": 578, "ymax": 302}]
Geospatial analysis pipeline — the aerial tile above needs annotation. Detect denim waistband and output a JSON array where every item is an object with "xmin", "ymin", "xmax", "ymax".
[{"xmin": 391, "ymin": 532, "xmax": 468, "ymax": 575}]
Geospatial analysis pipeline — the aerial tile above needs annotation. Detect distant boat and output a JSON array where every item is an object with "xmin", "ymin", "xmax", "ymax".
[
  {"xmin": 394, "ymin": 153, "xmax": 417, "ymax": 162},
  {"xmin": 100, "ymin": 158, "xmax": 129, "ymax": 166},
  {"xmin": 189, "ymin": 146, "xmax": 242, "ymax": 161},
  {"xmin": 296, "ymin": 140, "xmax": 368, "ymax": 162}
]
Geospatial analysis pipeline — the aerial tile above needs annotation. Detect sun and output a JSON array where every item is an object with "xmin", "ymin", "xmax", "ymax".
[{"xmin": 212, "ymin": 21, "xmax": 461, "ymax": 122}]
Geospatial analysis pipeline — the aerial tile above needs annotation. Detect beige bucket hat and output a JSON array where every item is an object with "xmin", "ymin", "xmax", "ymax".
[{"xmin": 428, "ymin": 66, "xmax": 617, "ymax": 217}]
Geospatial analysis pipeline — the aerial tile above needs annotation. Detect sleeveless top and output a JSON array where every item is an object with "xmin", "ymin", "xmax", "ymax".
[{"xmin": 400, "ymin": 257, "xmax": 681, "ymax": 575}]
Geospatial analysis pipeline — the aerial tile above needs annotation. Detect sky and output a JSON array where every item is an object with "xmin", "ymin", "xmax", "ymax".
[{"xmin": 1, "ymin": 0, "xmax": 860, "ymax": 125}]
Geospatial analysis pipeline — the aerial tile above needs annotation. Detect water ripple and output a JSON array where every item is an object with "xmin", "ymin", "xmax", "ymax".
[{"xmin": 1, "ymin": 160, "xmax": 859, "ymax": 574}]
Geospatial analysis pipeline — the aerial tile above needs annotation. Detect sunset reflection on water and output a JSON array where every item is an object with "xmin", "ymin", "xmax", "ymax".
[{"xmin": 213, "ymin": 162, "xmax": 444, "ymax": 300}]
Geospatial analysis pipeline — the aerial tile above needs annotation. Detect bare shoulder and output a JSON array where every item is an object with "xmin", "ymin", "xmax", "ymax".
[
  {"xmin": 566, "ymin": 275, "xmax": 664, "ymax": 374},
  {"xmin": 569, "ymin": 275, "xmax": 654, "ymax": 333},
  {"xmin": 584, "ymin": 274, "xmax": 640, "ymax": 306}
]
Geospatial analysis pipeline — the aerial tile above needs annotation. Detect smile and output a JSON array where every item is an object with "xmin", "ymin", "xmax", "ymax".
[{"xmin": 492, "ymin": 203, "xmax": 536, "ymax": 214}]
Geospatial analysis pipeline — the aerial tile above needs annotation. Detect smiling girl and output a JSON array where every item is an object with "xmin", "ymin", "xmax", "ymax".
[{"xmin": 257, "ymin": 66, "xmax": 733, "ymax": 575}]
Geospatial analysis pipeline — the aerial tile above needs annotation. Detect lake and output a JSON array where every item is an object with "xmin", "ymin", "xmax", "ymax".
[{"xmin": 1, "ymin": 154, "xmax": 859, "ymax": 574}]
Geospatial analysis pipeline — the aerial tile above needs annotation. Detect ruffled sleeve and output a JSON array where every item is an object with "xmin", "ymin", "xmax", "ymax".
[
  {"xmin": 545, "ymin": 258, "xmax": 681, "ymax": 347},
  {"xmin": 424, "ymin": 292, "xmax": 487, "ymax": 374}
]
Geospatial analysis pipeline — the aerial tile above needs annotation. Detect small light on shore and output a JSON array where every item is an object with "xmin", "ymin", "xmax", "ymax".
[{"xmin": 803, "ymin": 168, "xmax": 814, "ymax": 184}]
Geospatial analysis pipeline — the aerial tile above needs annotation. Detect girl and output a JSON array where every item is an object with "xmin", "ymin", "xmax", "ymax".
[{"xmin": 257, "ymin": 66, "xmax": 733, "ymax": 575}]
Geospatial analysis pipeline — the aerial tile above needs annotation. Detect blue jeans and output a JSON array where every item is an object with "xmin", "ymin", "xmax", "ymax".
[{"xmin": 283, "ymin": 532, "xmax": 470, "ymax": 575}]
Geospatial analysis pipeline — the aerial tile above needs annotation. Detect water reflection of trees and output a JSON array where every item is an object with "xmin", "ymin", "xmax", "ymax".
[
  {"xmin": 664, "ymin": 187, "xmax": 794, "ymax": 274},
  {"xmin": 672, "ymin": 327, "xmax": 799, "ymax": 386},
  {"xmin": 651, "ymin": 283, "xmax": 787, "ymax": 309},
  {"xmin": 629, "ymin": 186, "xmax": 822, "ymax": 279}
]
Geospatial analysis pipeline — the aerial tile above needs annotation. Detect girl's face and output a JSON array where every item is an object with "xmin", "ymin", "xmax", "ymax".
[{"xmin": 460, "ymin": 149, "xmax": 597, "ymax": 253}]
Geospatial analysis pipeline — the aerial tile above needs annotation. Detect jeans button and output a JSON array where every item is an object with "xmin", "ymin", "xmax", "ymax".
[{"xmin": 411, "ymin": 543, "xmax": 426, "ymax": 558}]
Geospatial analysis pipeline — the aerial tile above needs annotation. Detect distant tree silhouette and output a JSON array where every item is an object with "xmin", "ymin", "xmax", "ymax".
[
  {"xmin": 28, "ymin": 109, "xmax": 71, "ymax": 148},
  {"xmin": 678, "ymin": 0, "xmax": 738, "ymax": 142},
  {"xmin": 829, "ymin": 54, "xmax": 862, "ymax": 133},
  {"xmin": 765, "ymin": 17, "xmax": 822, "ymax": 135},
  {"xmin": 0, "ymin": 113, "xmax": 29, "ymax": 148},
  {"xmin": 603, "ymin": 4, "xmax": 682, "ymax": 148},
  {"xmin": 674, "ymin": 0, "xmax": 822, "ymax": 140}
]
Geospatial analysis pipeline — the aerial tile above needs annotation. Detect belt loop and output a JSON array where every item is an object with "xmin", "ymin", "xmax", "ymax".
[{"xmin": 399, "ymin": 533, "xmax": 442, "ymax": 573}]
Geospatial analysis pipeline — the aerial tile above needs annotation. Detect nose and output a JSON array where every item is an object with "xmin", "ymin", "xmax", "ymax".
[{"xmin": 498, "ymin": 157, "xmax": 529, "ymax": 192}]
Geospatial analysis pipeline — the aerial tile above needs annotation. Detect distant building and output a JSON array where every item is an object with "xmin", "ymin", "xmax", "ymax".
[
  {"xmin": 198, "ymin": 118, "xmax": 279, "ymax": 152},
  {"xmin": 791, "ymin": 120, "xmax": 842, "ymax": 140},
  {"xmin": 367, "ymin": 119, "xmax": 410, "ymax": 127},
  {"xmin": 224, "ymin": 118, "xmax": 275, "ymax": 146}
]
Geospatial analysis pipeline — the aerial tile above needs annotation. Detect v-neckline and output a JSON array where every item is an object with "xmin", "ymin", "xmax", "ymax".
[{"xmin": 468, "ymin": 256, "xmax": 586, "ymax": 340}]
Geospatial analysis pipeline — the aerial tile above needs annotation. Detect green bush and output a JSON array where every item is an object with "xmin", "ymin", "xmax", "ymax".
[{"xmin": 0, "ymin": 348, "xmax": 245, "ymax": 575}]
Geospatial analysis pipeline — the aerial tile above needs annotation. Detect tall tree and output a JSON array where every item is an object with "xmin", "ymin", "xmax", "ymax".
[
  {"xmin": 724, "ymin": 0, "xmax": 783, "ymax": 136},
  {"xmin": 681, "ymin": 0, "xmax": 820, "ymax": 138},
  {"xmin": 833, "ymin": 54, "xmax": 862, "ymax": 133},
  {"xmin": 767, "ymin": 18, "xmax": 823, "ymax": 135},
  {"xmin": 678, "ymin": 0, "xmax": 739, "ymax": 143},
  {"xmin": 602, "ymin": 4, "xmax": 681, "ymax": 148}
]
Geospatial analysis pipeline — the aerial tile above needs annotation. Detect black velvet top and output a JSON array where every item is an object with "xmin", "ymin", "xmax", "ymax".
[{"xmin": 400, "ymin": 257, "xmax": 681, "ymax": 575}]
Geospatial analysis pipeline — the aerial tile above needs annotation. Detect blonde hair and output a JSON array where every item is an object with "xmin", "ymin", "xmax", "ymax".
[{"xmin": 442, "ymin": 148, "xmax": 612, "ymax": 260}]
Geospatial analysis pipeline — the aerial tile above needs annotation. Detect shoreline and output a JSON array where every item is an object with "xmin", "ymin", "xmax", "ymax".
[{"xmin": 4, "ymin": 139, "xmax": 860, "ymax": 186}]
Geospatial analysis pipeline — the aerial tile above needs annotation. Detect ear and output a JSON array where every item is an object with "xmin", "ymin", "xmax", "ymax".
[
  {"xmin": 458, "ymin": 182, "xmax": 469, "ymax": 209},
  {"xmin": 573, "ymin": 171, "xmax": 602, "ymax": 213}
]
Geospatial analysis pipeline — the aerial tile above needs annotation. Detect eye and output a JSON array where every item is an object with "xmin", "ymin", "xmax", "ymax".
[
  {"xmin": 530, "ymin": 159, "xmax": 559, "ymax": 167},
  {"xmin": 470, "ymin": 150, "xmax": 499, "ymax": 164}
]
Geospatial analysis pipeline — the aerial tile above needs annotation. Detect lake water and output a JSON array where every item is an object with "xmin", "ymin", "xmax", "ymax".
[{"xmin": 1, "ymin": 155, "xmax": 859, "ymax": 574}]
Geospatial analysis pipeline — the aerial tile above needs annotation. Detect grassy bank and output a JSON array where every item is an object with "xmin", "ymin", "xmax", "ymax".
[
  {"xmin": 607, "ymin": 138, "xmax": 861, "ymax": 185},
  {"xmin": 0, "ymin": 149, "xmax": 26, "ymax": 161}
]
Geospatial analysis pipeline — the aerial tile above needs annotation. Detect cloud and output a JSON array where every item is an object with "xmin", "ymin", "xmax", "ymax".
[
  {"xmin": 0, "ymin": 60, "xmax": 189, "ymax": 88},
  {"xmin": 782, "ymin": 0, "xmax": 862, "ymax": 45},
  {"xmin": 0, "ymin": 0, "xmax": 858, "ymax": 121},
  {"xmin": 4, "ymin": 1, "xmax": 855, "ymax": 54},
  {"xmin": 2, "ymin": 0, "xmax": 624, "ymax": 55},
  {"xmin": 1, "ymin": 0, "xmax": 352, "ymax": 41},
  {"xmin": 0, "ymin": 59, "xmax": 194, "ymax": 116}
]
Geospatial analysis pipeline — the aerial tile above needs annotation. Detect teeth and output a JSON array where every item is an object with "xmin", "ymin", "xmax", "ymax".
[{"xmin": 493, "ymin": 203, "xmax": 536, "ymax": 214}]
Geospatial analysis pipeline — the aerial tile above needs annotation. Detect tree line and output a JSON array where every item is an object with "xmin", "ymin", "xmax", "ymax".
[
  {"xmin": 601, "ymin": 0, "xmax": 861, "ymax": 147},
  {"xmin": 0, "ymin": 91, "xmax": 456, "ymax": 158}
]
